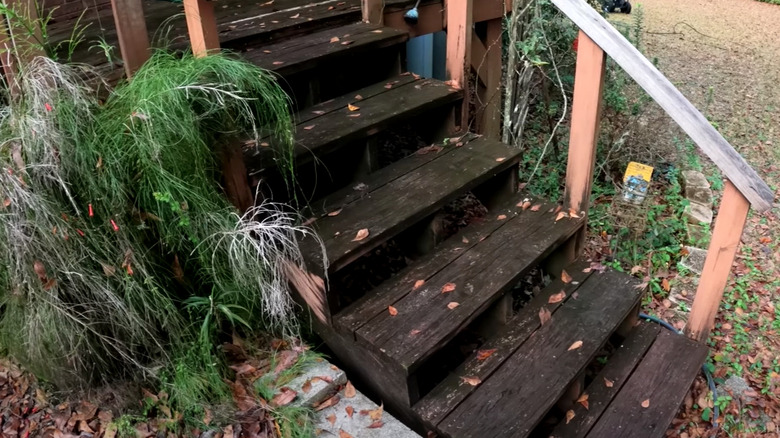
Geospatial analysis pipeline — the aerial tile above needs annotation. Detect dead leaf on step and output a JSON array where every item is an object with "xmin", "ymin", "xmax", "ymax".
[
  {"xmin": 368, "ymin": 421, "xmax": 384, "ymax": 429},
  {"xmin": 388, "ymin": 306, "xmax": 398, "ymax": 316},
  {"xmin": 272, "ymin": 61, "xmax": 284, "ymax": 65},
  {"xmin": 568, "ymin": 340, "xmax": 583, "ymax": 351},
  {"xmin": 330, "ymin": 36, "xmax": 340, "ymax": 43},
  {"xmin": 604, "ymin": 378, "xmax": 614, "ymax": 387},
  {"xmin": 495, "ymin": 157, "xmax": 506, "ymax": 162},
  {"xmin": 497, "ymin": 214, "xmax": 507, "ymax": 220},
  {"xmin": 460, "ymin": 376, "xmax": 482, "ymax": 386},
  {"xmin": 476, "ymin": 349, "xmax": 497, "ymax": 361},
  {"xmin": 346, "ymin": 405, "xmax": 354, "ymax": 418},
  {"xmin": 302, "ymin": 379, "xmax": 312, "ymax": 393},
  {"xmin": 327, "ymin": 209, "xmax": 342, "ymax": 217},
  {"xmin": 447, "ymin": 302, "xmax": 460, "ymax": 310},
  {"xmin": 384, "ymin": 83, "xmax": 393, "ymax": 89},
  {"xmin": 410, "ymin": 329, "xmax": 421, "ymax": 335},
  {"xmin": 569, "ymin": 209, "xmax": 581, "ymax": 219},
  {"xmin": 315, "ymin": 395, "xmax": 340, "ymax": 411},
  {"xmin": 416, "ymin": 144, "xmax": 443, "ymax": 155},
  {"xmin": 565, "ymin": 410, "xmax": 575, "ymax": 424},
  {"xmin": 561, "ymin": 270, "xmax": 573, "ymax": 283},
  {"xmin": 339, "ymin": 430, "xmax": 353, "ymax": 438},
  {"xmin": 548, "ymin": 291, "xmax": 566, "ymax": 304},
  {"xmin": 518, "ymin": 200, "xmax": 531, "ymax": 210},
  {"xmin": 360, "ymin": 404, "xmax": 383, "ymax": 421},
  {"xmin": 352, "ymin": 228, "xmax": 369, "ymax": 241},
  {"xmin": 312, "ymin": 110, "xmax": 325, "ymax": 115},
  {"xmin": 661, "ymin": 278, "xmax": 671, "ymax": 292},
  {"xmin": 327, "ymin": 414, "xmax": 336, "ymax": 425},
  {"xmin": 341, "ymin": 41, "xmax": 354, "ymax": 46},
  {"xmin": 539, "ymin": 307, "xmax": 551, "ymax": 325},
  {"xmin": 577, "ymin": 393, "xmax": 589, "ymax": 409},
  {"xmin": 303, "ymin": 125, "xmax": 315, "ymax": 130},
  {"xmin": 347, "ymin": 114, "xmax": 361, "ymax": 118},
  {"xmin": 347, "ymin": 103, "xmax": 360, "ymax": 111},
  {"xmin": 555, "ymin": 211, "xmax": 568, "ymax": 221},
  {"xmin": 441, "ymin": 283, "xmax": 456, "ymax": 293},
  {"xmin": 289, "ymin": 13, "xmax": 300, "ymax": 18},
  {"xmin": 263, "ymin": 49, "xmax": 272, "ymax": 53},
  {"xmin": 462, "ymin": 236, "xmax": 470, "ymax": 244},
  {"xmin": 344, "ymin": 381, "xmax": 357, "ymax": 398},
  {"xmin": 641, "ymin": 399, "xmax": 650, "ymax": 408},
  {"xmin": 355, "ymin": 94, "xmax": 363, "ymax": 100},
  {"xmin": 271, "ymin": 387, "xmax": 297, "ymax": 406},
  {"xmin": 413, "ymin": 279, "xmax": 425, "ymax": 290}
]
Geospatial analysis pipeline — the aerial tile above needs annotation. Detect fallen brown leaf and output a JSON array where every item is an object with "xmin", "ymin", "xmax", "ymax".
[
  {"xmin": 303, "ymin": 125, "xmax": 316, "ymax": 130},
  {"xmin": 290, "ymin": 13, "xmax": 300, "ymax": 18},
  {"xmin": 330, "ymin": 36, "xmax": 340, "ymax": 43},
  {"xmin": 341, "ymin": 41, "xmax": 354, "ymax": 46},
  {"xmin": 462, "ymin": 236, "xmax": 470, "ymax": 243},
  {"xmin": 367, "ymin": 421, "xmax": 384, "ymax": 429},
  {"xmin": 519, "ymin": 200, "xmax": 532, "ymax": 210},
  {"xmin": 604, "ymin": 378, "xmax": 614, "ymax": 387},
  {"xmin": 352, "ymin": 228, "xmax": 369, "ymax": 241},
  {"xmin": 555, "ymin": 211, "xmax": 568, "ymax": 221},
  {"xmin": 328, "ymin": 209, "xmax": 342, "ymax": 217},
  {"xmin": 561, "ymin": 270, "xmax": 573, "ymax": 283},
  {"xmin": 346, "ymin": 405, "xmax": 354, "ymax": 418},
  {"xmin": 460, "ymin": 376, "xmax": 482, "ymax": 386},
  {"xmin": 347, "ymin": 103, "xmax": 360, "ymax": 111},
  {"xmin": 272, "ymin": 61, "xmax": 284, "ymax": 65},
  {"xmin": 568, "ymin": 340, "xmax": 583, "ymax": 351},
  {"xmin": 441, "ymin": 283, "xmax": 456, "ymax": 293},
  {"xmin": 497, "ymin": 214, "xmax": 507, "ymax": 220},
  {"xmin": 339, "ymin": 430, "xmax": 353, "ymax": 438},
  {"xmin": 548, "ymin": 291, "xmax": 566, "ymax": 304},
  {"xmin": 388, "ymin": 306, "xmax": 398, "ymax": 316},
  {"xmin": 641, "ymin": 399, "xmax": 650, "ymax": 408},
  {"xmin": 344, "ymin": 381, "xmax": 356, "ymax": 398},
  {"xmin": 539, "ymin": 307, "xmax": 552, "ymax": 325},
  {"xmin": 410, "ymin": 329, "xmax": 421, "ymax": 335},
  {"xmin": 302, "ymin": 379, "xmax": 312, "ymax": 393},
  {"xmin": 315, "ymin": 395, "xmax": 340, "ymax": 411},
  {"xmin": 495, "ymin": 157, "xmax": 506, "ymax": 162},
  {"xmin": 327, "ymin": 414, "xmax": 336, "ymax": 425},
  {"xmin": 577, "ymin": 393, "xmax": 589, "ymax": 409},
  {"xmin": 476, "ymin": 349, "xmax": 497, "ymax": 361},
  {"xmin": 413, "ymin": 279, "xmax": 425, "ymax": 290},
  {"xmin": 447, "ymin": 302, "xmax": 460, "ymax": 310},
  {"xmin": 565, "ymin": 409, "xmax": 575, "ymax": 424},
  {"xmin": 271, "ymin": 387, "xmax": 297, "ymax": 406}
]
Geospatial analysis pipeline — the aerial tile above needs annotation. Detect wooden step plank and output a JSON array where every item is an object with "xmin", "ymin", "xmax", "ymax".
[
  {"xmin": 437, "ymin": 270, "xmax": 645, "ymax": 438},
  {"xmin": 551, "ymin": 321, "xmax": 662, "ymax": 438},
  {"xmin": 244, "ymin": 23, "xmax": 408, "ymax": 77},
  {"xmin": 584, "ymin": 330, "xmax": 708, "ymax": 438},
  {"xmin": 305, "ymin": 133, "xmax": 479, "ymax": 219},
  {"xmin": 244, "ymin": 76, "xmax": 462, "ymax": 172},
  {"xmin": 356, "ymin": 209, "xmax": 586, "ymax": 373},
  {"xmin": 300, "ymin": 137, "xmax": 520, "ymax": 274},
  {"xmin": 413, "ymin": 261, "xmax": 594, "ymax": 427}
]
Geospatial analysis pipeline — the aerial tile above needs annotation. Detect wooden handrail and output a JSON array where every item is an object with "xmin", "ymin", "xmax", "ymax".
[{"xmin": 551, "ymin": 0, "xmax": 773, "ymax": 212}]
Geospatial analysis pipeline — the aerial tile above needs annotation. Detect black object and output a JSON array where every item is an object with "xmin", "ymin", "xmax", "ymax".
[{"xmin": 603, "ymin": 0, "xmax": 632, "ymax": 13}]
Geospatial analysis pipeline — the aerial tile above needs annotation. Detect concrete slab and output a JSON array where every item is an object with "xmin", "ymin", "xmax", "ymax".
[
  {"xmin": 314, "ymin": 386, "xmax": 420, "ymax": 437},
  {"xmin": 680, "ymin": 246, "xmax": 707, "ymax": 275},
  {"xmin": 684, "ymin": 201, "xmax": 713, "ymax": 225},
  {"xmin": 287, "ymin": 359, "xmax": 347, "ymax": 408}
]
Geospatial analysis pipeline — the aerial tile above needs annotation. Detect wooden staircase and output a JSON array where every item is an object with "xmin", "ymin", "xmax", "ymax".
[{"xmin": 211, "ymin": 9, "xmax": 710, "ymax": 438}]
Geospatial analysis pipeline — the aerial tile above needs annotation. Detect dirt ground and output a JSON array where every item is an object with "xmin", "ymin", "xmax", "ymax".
[{"xmin": 612, "ymin": 0, "xmax": 780, "ymax": 436}]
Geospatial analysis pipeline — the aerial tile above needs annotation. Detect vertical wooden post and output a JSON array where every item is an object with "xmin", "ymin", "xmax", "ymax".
[
  {"xmin": 110, "ymin": 0, "xmax": 150, "ymax": 77},
  {"xmin": 475, "ymin": 18, "xmax": 503, "ymax": 139},
  {"xmin": 183, "ymin": 0, "xmax": 220, "ymax": 57},
  {"xmin": 563, "ymin": 31, "xmax": 606, "ymax": 215},
  {"xmin": 684, "ymin": 180, "xmax": 750, "ymax": 342},
  {"xmin": 445, "ymin": 0, "xmax": 473, "ymax": 130},
  {"xmin": 361, "ymin": 0, "xmax": 383, "ymax": 24}
]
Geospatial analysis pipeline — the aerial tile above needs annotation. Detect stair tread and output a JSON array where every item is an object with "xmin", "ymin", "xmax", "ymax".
[
  {"xmin": 413, "ymin": 261, "xmax": 595, "ymax": 427},
  {"xmin": 551, "ymin": 321, "xmax": 662, "ymax": 438},
  {"xmin": 299, "ymin": 136, "xmax": 521, "ymax": 274},
  {"xmin": 244, "ymin": 75, "xmax": 462, "ymax": 173},
  {"xmin": 244, "ymin": 23, "xmax": 408, "ymax": 77},
  {"xmin": 433, "ymin": 268, "xmax": 645, "ymax": 438},
  {"xmin": 350, "ymin": 200, "xmax": 586, "ymax": 373},
  {"xmin": 582, "ymin": 328, "xmax": 708, "ymax": 438}
]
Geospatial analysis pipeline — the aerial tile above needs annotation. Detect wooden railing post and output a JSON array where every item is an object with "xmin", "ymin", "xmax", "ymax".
[
  {"xmin": 361, "ymin": 0, "xmax": 383, "ymax": 24},
  {"xmin": 110, "ymin": 0, "xmax": 150, "ymax": 77},
  {"xmin": 684, "ymin": 180, "xmax": 750, "ymax": 342},
  {"xmin": 183, "ymin": 0, "xmax": 220, "ymax": 57},
  {"xmin": 474, "ymin": 18, "xmax": 503, "ymax": 140},
  {"xmin": 563, "ymin": 31, "xmax": 606, "ymax": 216},
  {"xmin": 445, "ymin": 0, "xmax": 473, "ymax": 130}
]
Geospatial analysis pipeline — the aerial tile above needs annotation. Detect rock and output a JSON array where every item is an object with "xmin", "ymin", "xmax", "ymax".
[
  {"xmin": 315, "ymin": 385, "xmax": 420, "ymax": 438},
  {"xmin": 680, "ymin": 246, "xmax": 707, "ymax": 275},
  {"xmin": 682, "ymin": 170, "xmax": 710, "ymax": 190},
  {"xmin": 287, "ymin": 359, "xmax": 347, "ymax": 408},
  {"xmin": 684, "ymin": 185, "xmax": 713, "ymax": 206},
  {"xmin": 718, "ymin": 375, "xmax": 756, "ymax": 403},
  {"xmin": 684, "ymin": 201, "xmax": 713, "ymax": 225}
]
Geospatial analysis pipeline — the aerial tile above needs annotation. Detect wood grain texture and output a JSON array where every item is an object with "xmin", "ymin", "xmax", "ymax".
[
  {"xmin": 299, "ymin": 137, "xmax": 520, "ymax": 274},
  {"xmin": 357, "ymin": 209, "xmax": 586, "ymax": 373},
  {"xmin": 445, "ymin": 0, "xmax": 472, "ymax": 128},
  {"xmin": 585, "ymin": 330, "xmax": 708, "ymax": 438},
  {"xmin": 183, "ymin": 0, "xmax": 220, "ymax": 57},
  {"xmin": 110, "ymin": 0, "xmax": 150, "ymax": 77},
  {"xmin": 685, "ymin": 180, "xmax": 750, "ymax": 342},
  {"xmin": 551, "ymin": 322, "xmax": 662, "ymax": 438},
  {"xmin": 361, "ymin": 0, "xmax": 383, "ymax": 23},
  {"xmin": 563, "ymin": 31, "xmax": 605, "ymax": 215},
  {"xmin": 244, "ymin": 77, "xmax": 462, "ymax": 172},
  {"xmin": 244, "ymin": 23, "xmax": 408, "ymax": 77},
  {"xmin": 414, "ymin": 261, "xmax": 593, "ymax": 428},
  {"xmin": 438, "ymin": 270, "xmax": 644, "ymax": 437},
  {"xmin": 551, "ymin": 0, "xmax": 773, "ymax": 211}
]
